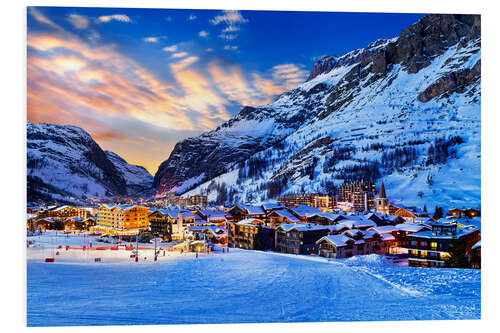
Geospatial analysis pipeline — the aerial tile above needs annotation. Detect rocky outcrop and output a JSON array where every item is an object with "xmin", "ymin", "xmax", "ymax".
[{"xmin": 417, "ymin": 60, "xmax": 481, "ymax": 102}]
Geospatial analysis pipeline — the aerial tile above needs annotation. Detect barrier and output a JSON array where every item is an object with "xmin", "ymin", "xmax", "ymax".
[{"xmin": 44, "ymin": 258, "xmax": 54, "ymax": 263}]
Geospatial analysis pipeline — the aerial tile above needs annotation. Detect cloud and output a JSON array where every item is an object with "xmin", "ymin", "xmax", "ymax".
[
  {"xmin": 165, "ymin": 17, "xmax": 173, "ymax": 22},
  {"xmin": 28, "ymin": 7, "xmax": 62, "ymax": 30},
  {"xmin": 223, "ymin": 45, "xmax": 238, "ymax": 51},
  {"xmin": 171, "ymin": 52, "xmax": 188, "ymax": 59},
  {"xmin": 143, "ymin": 37, "xmax": 159, "ymax": 43},
  {"xmin": 210, "ymin": 10, "xmax": 248, "ymax": 41},
  {"xmin": 162, "ymin": 45, "xmax": 178, "ymax": 52},
  {"xmin": 170, "ymin": 56, "xmax": 199, "ymax": 72},
  {"xmin": 67, "ymin": 14, "xmax": 89, "ymax": 29},
  {"xmin": 270, "ymin": 64, "xmax": 308, "ymax": 90},
  {"xmin": 206, "ymin": 48, "xmax": 214, "ymax": 52},
  {"xmin": 222, "ymin": 26, "xmax": 240, "ymax": 33},
  {"xmin": 188, "ymin": 14, "xmax": 197, "ymax": 21},
  {"xmin": 198, "ymin": 30, "xmax": 209, "ymax": 38},
  {"xmin": 97, "ymin": 14, "xmax": 131, "ymax": 23},
  {"xmin": 219, "ymin": 33, "xmax": 237, "ymax": 40},
  {"xmin": 210, "ymin": 10, "xmax": 248, "ymax": 26}
]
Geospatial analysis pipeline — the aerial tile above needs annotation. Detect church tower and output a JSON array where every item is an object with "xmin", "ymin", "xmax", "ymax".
[{"xmin": 376, "ymin": 181, "xmax": 390, "ymax": 215}]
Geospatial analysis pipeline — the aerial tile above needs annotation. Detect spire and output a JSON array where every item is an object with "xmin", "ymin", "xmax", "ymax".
[{"xmin": 379, "ymin": 181, "xmax": 387, "ymax": 199}]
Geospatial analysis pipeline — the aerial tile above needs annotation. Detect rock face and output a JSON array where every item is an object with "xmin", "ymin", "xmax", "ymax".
[
  {"xmin": 153, "ymin": 14, "xmax": 481, "ymax": 210},
  {"xmin": 27, "ymin": 122, "xmax": 151, "ymax": 204}
]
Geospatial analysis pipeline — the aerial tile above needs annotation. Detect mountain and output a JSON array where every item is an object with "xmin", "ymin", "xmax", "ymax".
[
  {"xmin": 154, "ymin": 14, "xmax": 480, "ymax": 211},
  {"xmin": 104, "ymin": 150, "xmax": 153, "ymax": 195},
  {"xmin": 27, "ymin": 122, "xmax": 152, "ymax": 204}
]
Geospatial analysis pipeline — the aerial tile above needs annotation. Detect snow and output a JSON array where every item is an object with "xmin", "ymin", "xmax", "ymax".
[{"xmin": 27, "ymin": 232, "xmax": 480, "ymax": 326}]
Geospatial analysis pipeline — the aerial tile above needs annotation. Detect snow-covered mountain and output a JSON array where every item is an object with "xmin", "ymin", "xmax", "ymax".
[
  {"xmin": 104, "ymin": 150, "xmax": 153, "ymax": 195},
  {"xmin": 27, "ymin": 122, "xmax": 152, "ymax": 204},
  {"xmin": 153, "ymin": 14, "xmax": 481, "ymax": 211}
]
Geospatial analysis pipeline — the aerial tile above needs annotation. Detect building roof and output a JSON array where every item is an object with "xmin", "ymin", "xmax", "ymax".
[
  {"xmin": 271, "ymin": 209, "xmax": 300, "ymax": 222},
  {"xmin": 409, "ymin": 226, "xmax": 479, "ymax": 240},
  {"xmin": 395, "ymin": 223, "xmax": 430, "ymax": 233},
  {"xmin": 262, "ymin": 202, "xmax": 285, "ymax": 211},
  {"xmin": 237, "ymin": 218, "xmax": 264, "ymax": 226},
  {"xmin": 316, "ymin": 234, "xmax": 354, "ymax": 247},
  {"xmin": 368, "ymin": 225, "xmax": 398, "ymax": 234},
  {"xmin": 471, "ymin": 240, "xmax": 481, "ymax": 250},
  {"xmin": 288, "ymin": 205, "xmax": 322, "ymax": 218}
]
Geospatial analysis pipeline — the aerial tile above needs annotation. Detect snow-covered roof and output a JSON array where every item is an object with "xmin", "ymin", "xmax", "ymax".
[
  {"xmin": 368, "ymin": 226, "xmax": 398, "ymax": 234},
  {"xmin": 343, "ymin": 216, "xmax": 377, "ymax": 228},
  {"xmin": 395, "ymin": 223, "xmax": 430, "ymax": 233},
  {"xmin": 471, "ymin": 240, "xmax": 481, "ymax": 250},
  {"xmin": 262, "ymin": 203, "xmax": 285, "ymax": 210},
  {"xmin": 311, "ymin": 212, "xmax": 346, "ymax": 222},
  {"xmin": 316, "ymin": 234, "xmax": 354, "ymax": 247},
  {"xmin": 237, "ymin": 218, "xmax": 264, "ymax": 226},
  {"xmin": 380, "ymin": 233, "xmax": 396, "ymax": 241},
  {"xmin": 286, "ymin": 223, "xmax": 332, "ymax": 232},
  {"xmin": 409, "ymin": 226, "xmax": 479, "ymax": 240},
  {"xmin": 271, "ymin": 209, "xmax": 300, "ymax": 222},
  {"xmin": 288, "ymin": 205, "xmax": 321, "ymax": 218}
]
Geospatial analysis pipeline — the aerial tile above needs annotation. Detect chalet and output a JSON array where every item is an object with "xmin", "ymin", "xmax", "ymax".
[
  {"xmin": 394, "ymin": 223, "xmax": 432, "ymax": 249},
  {"xmin": 262, "ymin": 202, "xmax": 285, "ymax": 214},
  {"xmin": 316, "ymin": 229, "xmax": 389, "ymax": 258},
  {"xmin": 63, "ymin": 217, "xmax": 96, "ymax": 230},
  {"xmin": 316, "ymin": 234, "xmax": 355, "ymax": 258},
  {"xmin": 186, "ymin": 225, "xmax": 227, "ymax": 245},
  {"xmin": 407, "ymin": 221, "xmax": 480, "ymax": 268},
  {"xmin": 287, "ymin": 205, "xmax": 322, "ymax": 222},
  {"xmin": 308, "ymin": 212, "xmax": 346, "ymax": 225},
  {"xmin": 197, "ymin": 209, "xmax": 228, "ymax": 225},
  {"xmin": 267, "ymin": 209, "xmax": 300, "ymax": 226},
  {"xmin": 382, "ymin": 214, "xmax": 406, "ymax": 225},
  {"xmin": 393, "ymin": 207, "xmax": 430, "ymax": 222},
  {"xmin": 275, "ymin": 223, "xmax": 331, "ymax": 255},
  {"xmin": 148, "ymin": 209, "xmax": 172, "ymax": 240},
  {"xmin": 364, "ymin": 212, "xmax": 385, "ymax": 225},
  {"xmin": 227, "ymin": 205, "xmax": 266, "ymax": 222},
  {"xmin": 228, "ymin": 218, "xmax": 275, "ymax": 250},
  {"xmin": 339, "ymin": 216, "xmax": 377, "ymax": 230}
]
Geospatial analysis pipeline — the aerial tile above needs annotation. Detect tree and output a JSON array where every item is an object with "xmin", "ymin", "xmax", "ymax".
[
  {"xmin": 433, "ymin": 206, "xmax": 443, "ymax": 219},
  {"xmin": 445, "ymin": 242, "xmax": 470, "ymax": 268}
]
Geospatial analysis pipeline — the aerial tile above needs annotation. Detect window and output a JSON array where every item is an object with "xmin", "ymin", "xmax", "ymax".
[{"xmin": 431, "ymin": 242, "xmax": 437, "ymax": 249}]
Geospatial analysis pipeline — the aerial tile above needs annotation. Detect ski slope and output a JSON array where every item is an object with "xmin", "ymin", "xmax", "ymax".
[{"xmin": 27, "ymin": 248, "xmax": 480, "ymax": 326}]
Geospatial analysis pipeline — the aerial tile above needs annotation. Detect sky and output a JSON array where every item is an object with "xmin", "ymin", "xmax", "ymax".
[{"xmin": 27, "ymin": 7, "xmax": 425, "ymax": 175}]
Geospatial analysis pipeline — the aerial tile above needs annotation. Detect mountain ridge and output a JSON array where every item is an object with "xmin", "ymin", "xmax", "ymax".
[{"xmin": 153, "ymin": 13, "xmax": 481, "ymax": 211}]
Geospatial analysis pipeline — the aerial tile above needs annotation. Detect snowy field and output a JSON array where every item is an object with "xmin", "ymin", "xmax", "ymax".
[{"xmin": 27, "ymin": 233, "xmax": 480, "ymax": 326}]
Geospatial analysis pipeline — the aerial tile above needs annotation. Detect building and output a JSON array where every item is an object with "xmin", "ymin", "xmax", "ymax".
[
  {"xmin": 278, "ymin": 194, "xmax": 336, "ymax": 209},
  {"xmin": 189, "ymin": 195, "xmax": 208, "ymax": 207},
  {"xmin": 37, "ymin": 205, "xmax": 91, "ymax": 219},
  {"xmin": 228, "ymin": 205, "xmax": 266, "ymax": 222},
  {"xmin": 275, "ymin": 223, "xmax": 331, "ymax": 255},
  {"xmin": 337, "ymin": 180, "xmax": 376, "ymax": 205},
  {"xmin": 94, "ymin": 204, "xmax": 150, "ymax": 235},
  {"xmin": 316, "ymin": 229, "xmax": 388, "ymax": 259},
  {"xmin": 228, "ymin": 218, "xmax": 275, "ymax": 250},
  {"xmin": 393, "ymin": 207, "xmax": 430, "ymax": 222},
  {"xmin": 148, "ymin": 209, "xmax": 172, "ymax": 240},
  {"xmin": 352, "ymin": 191, "xmax": 374, "ymax": 212},
  {"xmin": 375, "ymin": 181, "xmax": 390, "ymax": 215},
  {"xmin": 266, "ymin": 209, "xmax": 300, "ymax": 226},
  {"xmin": 406, "ymin": 221, "xmax": 480, "ymax": 268}
]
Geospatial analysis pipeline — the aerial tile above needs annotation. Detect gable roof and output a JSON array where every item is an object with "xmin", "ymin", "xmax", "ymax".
[{"xmin": 316, "ymin": 234, "xmax": 354, "ymax": 247}]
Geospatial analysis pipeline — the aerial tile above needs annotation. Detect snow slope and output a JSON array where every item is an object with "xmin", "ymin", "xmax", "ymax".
[{"xmin": 27, "ymin": 247, "xmax": 480, "ymax": 326}]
